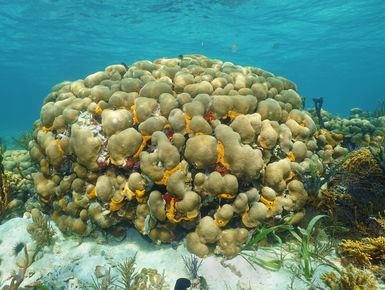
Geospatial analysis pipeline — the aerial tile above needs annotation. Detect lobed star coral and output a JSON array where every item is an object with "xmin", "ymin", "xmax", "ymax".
[{"xmin": 28, "ymin": 55, "xmax": 345, "ymax": 257}]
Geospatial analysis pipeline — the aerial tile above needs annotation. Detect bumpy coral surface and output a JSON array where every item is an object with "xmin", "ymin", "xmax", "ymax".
[
  {"xmin": 2, "ymin": 150, "xmax": 35, "ymax": 194},
  {"xmin": 29, "ymin": 55, "xmax": 336, "ymax": 257}
]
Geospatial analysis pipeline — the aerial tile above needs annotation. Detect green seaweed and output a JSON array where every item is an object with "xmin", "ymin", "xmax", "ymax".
[
  {"xmin": 287, "ymin": 215, "xmax": 348, "ymax": 282},
  {"xmin": 241, "ymin": 224, "xmax": 292, "ymax": 271},
  {"xmin": 34, "ymin": 285, "xmax": 51, "ymax": 290},
  {"xmin": 240, "ymin": 215, "xmax": 349, "ymax": 287},
  {"xmin": 243, "ymin": 224, "xmax": 293, "ymax": 250}
]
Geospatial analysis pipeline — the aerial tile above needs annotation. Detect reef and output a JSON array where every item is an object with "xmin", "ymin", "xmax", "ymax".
[
  {"xmin": 0, "ymin": 149, "xmax": 36, "ymax": 220},
  {"xmin": 0, "ymin": 145, "xmax": 10, "ymax": 216},
  {"xmin": 28, "ymin": 55, "xmax": 347, "ymax": 258},
  {"xmin": 308, "ymin": 107, "xmax": 385, "ymax": 148}
]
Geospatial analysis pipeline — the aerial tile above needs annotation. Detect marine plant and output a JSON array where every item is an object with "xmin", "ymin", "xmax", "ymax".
[
  {"xmin": 90, "ymin": 267, "xmax": 118, "ymax": 290},
  {"xmin": 325, "ymin": 147, "xmax": 385, "ymax": 233},
  {"xmin": 240, "ymin": 224, "xmax": 293, "ymax": 271},
  {"xmin": 240, "ymin": 215, "xmax": 348, "ymax": 287},
  {"xmin": 287, "ymin": 215, "xmax": 344, "ymax": 282},
  {"xmin": 182, "ymin": 254, "xmax": 203, "ymax": 280},
  {"xmin": 1, "ymin": 244, "xmax": 29, "ymax": 290},
  {"xmin": 116, "ymin": 254, "xmax": 137, "ymax": 289},
  {"xmin": 369, "ymin": 139, "xmax": 385, "ymax": 173},
  {"xmin": 224, "ymin": 281, "xmax": 253, "ymax": 290},
  {"xmin": 294, "ymin": 154, "xmax": 349, "ymax": 197},
  {"xmin": 371, "ymin": 98, "xmax": 385, "ymax": 118},
  {"xmin": 312, "ymin": 97, "xmax": 325, "ymax": 129},
  {"xmin": 86, "ymin": 254, "xmax": 167, "ymax": 290},
  {"xmin": 14, "ymin": 162, "xmax": 33, "ymax": 181},
  {"xmin": 321, "ymin": 264, "xmax": 378, "ymax": 290},
  {"xmin": 26, "ymin": 208, "xmax": 56, "ymax": 251},
  {"xmin": 11, "ymin": 130, "xmax": 33, "ymax": 150}
]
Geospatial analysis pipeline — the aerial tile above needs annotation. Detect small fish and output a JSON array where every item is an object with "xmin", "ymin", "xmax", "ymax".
[
  {"xmin": 231, "ymin": 44, "xmax": 238, "ymax": 53},
  {"xmin": 174, "ymin": 278, "xmax": 191, "ymax": 290},
  {"xmin": 23, "ymin": 281, "xmax": 43, "ymax": 288},
  {"xmin": 272, "ymin": 42, "xmax": 280, "ymax": 49}
]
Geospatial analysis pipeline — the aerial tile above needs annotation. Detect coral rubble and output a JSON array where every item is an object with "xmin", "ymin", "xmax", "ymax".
[{"xmin": 28, "ymin": 55, "xmax": 347, "ymax": 257}]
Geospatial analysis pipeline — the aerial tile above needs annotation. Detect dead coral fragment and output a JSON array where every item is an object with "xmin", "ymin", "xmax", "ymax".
[
  {"xmin": 339, "ymin": 237, "xmax": 385, "ymax": 268},
  {"xmin": 116, "ymin": 253, "xmax": 167, "ymax": 289},
  {"xmin": 133, "ymin": 268, "xmax": 167, "ymax": 289},
  {"xmin": 321, "ymin": 264, "xmax": 377, "ymax": 290}
]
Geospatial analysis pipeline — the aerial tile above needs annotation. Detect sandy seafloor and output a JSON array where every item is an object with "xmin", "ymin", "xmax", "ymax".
[{"xmin": 0, "ymin": 216, "xmax": 354, "ymax": 290}]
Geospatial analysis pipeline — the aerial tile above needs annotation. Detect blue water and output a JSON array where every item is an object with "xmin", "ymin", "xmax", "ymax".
[{"xmin": 1, "ymin": 0, "xmax": 385, "ymax": 136}]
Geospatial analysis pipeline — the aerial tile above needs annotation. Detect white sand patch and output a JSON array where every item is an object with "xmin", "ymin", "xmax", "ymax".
[{"xmin": 0, "ymin": 217, "xmax": 351, "ymax": 289}]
